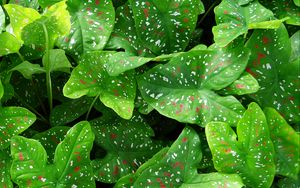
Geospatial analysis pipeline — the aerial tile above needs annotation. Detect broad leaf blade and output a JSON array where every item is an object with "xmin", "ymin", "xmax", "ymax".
[
  {"xmin": 38, "ymin": 0, "xmax": 61, "ymax": 8},
  {"xmin": 11, "ymin": 61, "xmax": 45, "ymax": 79},
  {"xmin": 0, "ymin": 79, "xmax": 3, "ymax": 100},
  {"xmin": 43, "ymin": 49, "xmax": 71, "ymax": 73},
  {"xmin": 206, "ymin": 103, "xmax": 276, "ymax": 188},
  {"xmin": 0, "ymin": 32, "xmax": 23, "ymax": 56},
  {"xmin": 0, "ymin": 150, "xmax": 13, "ymax": 188},
  {"xmin": 0, "ymin": 107, "xmax": 36, "ymax": 149}
]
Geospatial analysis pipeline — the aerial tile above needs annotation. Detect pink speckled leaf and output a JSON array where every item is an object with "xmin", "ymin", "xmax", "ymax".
[
  {"xmin": 128, "ymin": 0, "xmax": 204, "ymax": 54},
  {"xmin": 0, "ymin": 150, "xmax": 13, "ymax": 188},
  {"xmin": 0, "ymin": 106, "xmax": 36, "ymax": 149},
  {"xmin": 206, "ymin": 103, "xmax": 276, "ymax": 188},
  {"xmin": 138, "ymin": 48, "xmax": 250, "ymax": 126},
  {"xmin": 57, "ymin": 0, "xmax": 115, "ymax": 58},
  {"xmin": 91, "ymin": 113, "xmax": 163, "ymax": 183},
  {"xmin": 63, "ymin": 51, "xmax": 136, "ymax": 119}
]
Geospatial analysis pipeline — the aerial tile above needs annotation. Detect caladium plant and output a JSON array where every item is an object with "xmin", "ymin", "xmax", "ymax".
[{"xmin": 0, "ymin": 0, "xmax": 298, "ymax": 187}]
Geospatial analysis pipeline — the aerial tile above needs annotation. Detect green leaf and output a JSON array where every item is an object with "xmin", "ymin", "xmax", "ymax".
[
  {"xmin": 33, "ymin": 126, "xmax": 70, "ymax": 163},
  {"xmin": 206, "ymin": 103, "xmax": 276, "ymax": 188},
  {"xmin": 294, "ymin": 0, "xmax": 300, "ymax": 6},
  {"xmin": 248, "ymin": 17, "xmax": 289, "ymax": 29},
  {"xmin": 0, "ymin": 6, "xmax": 4, "ymax": 33},
  {"xmin": 63, "ymin": 51, "xmax": 136, "ymax": 119},
  {"xmin": 0, "ymin": 79, "xmax": 3, "ymax": 100},
  {"xmin": 218, "ymin": 72, "xmax": 260, "ymax": 95},
  {"xmin": 0, "ymin": 150, "xmax": 13, "ymax": 188},
  {"xmin": 11, "ymin": 61, "xmax": 45, "ymax": 79},
  {"xmin": 4, "ymin": 4, "xmax": 41, "ymax": 41},
  {"xmin": 57, "ymin": 0, "xmax": 115, "ymax": 58},
  {"xmin": 38, "ymin": 0, "xmax": 61, "ymax": 8},
  {"xmin": 290, "ymin": 30, "xmax": 300, "ymax": 62},
  {"xmin": 261, "ymin": 0, "xmax": 300, "ymax": 26},
  {"xmin": 9, "ymin": 0, "xmax": 39, "ymax": 9},
  {"xmin": 10, "ymin": 121, "xmax": 95, "ymax": 187},
  {"xmin": 0, "ymin": 32, "xmax": 23, "ymax": 56},
  {"xmin": 91, "ymin": 113, "xmax": 162, "ymax": 183},
  {"xmin": 0, "ymin": 106, "xmax": 36, "ymax": 149},
  {"xmin": 238, "ymin": 0, "xmax": 253, "ymax": 6},
  {"xmin": 264, "ymin": 108, "xmax": 300, "ymax": 179},
  {"xmin": 43, "ymin": 49, "xmax": 72, "ymax": 73},
  {"xmin": 50, "ymin": 97, "xmax": 93, "ymax": 126},
  {"xmin": 213, "ymin": 0, "xmax": 274, "ymax": 47},
  {"xmin": 245, "ymin": 25, "xmax": 300, "ymax": 123},
  {"xmin": 278, "ymin": 176, "xmax": 300, "ymax": 188},
  {"xmin": 138, "ymin": 48, "xmax": 249, "ymax": 126},
  {"xmin": 129, "ymin": 0, "xmax": 205, "ymax": 54}
]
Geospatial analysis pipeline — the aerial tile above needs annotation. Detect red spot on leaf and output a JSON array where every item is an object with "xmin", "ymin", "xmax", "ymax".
[
  {"xmin": 224, "ymin": 10, "xmax": 229, "ymax": 14},
  {"xmin": 19, "ymin": 152, "xmax": 24, "ymax": 161},
  {"xmin": 182, "ymin": 137, "xmax": 188, "ymax": 143},
  {"xmin": 97, "ymin": 11, "xmax": 103, "ymax": 16},
  {"xmin": 64, "ymin": 37, "xmax": 69, "ymax": 42},
  {"xmin": 99, "ymin": 172, "xmax": 105, "ymax": 176},
  {"xmin": 143, "ymin": 8, "xmax": 149, "ymax": 18},
  {"xmin": 146, "ymin": 1, "xmax": 151, "ymax": 6},
  {"xmin": 183, "ymin": 18, "xmax": 189, "ymax": 23},
  {"xmin": 86, "ymin": 7, "xmax": 91, "ymax": 11},
  {"xmin": 225, "ymin": 148, "xmax": 232, "ymax": 154},
  {"xmin": 183, "ymin": 9, "xmax": 189, "ymax": 13},
  {"xmin": 122, "ymin": 160, "xmax": 128, "ymax": 164},
  {"xmin": 88, "ymin": 20, "xmax": 94, "ymax": 25},
  {"xmin": 110, "ymin": 133, "xmax": 117, "ymax": 139},
  {"xmin": 51, "ymin": 136, "xmax": 60, "ymax": 144},
  {"xmin": 38, "ymin": 176, "xmax": 43, "ymax": 181},
  {"xmin": 173, "ymin": 161, "xmax": 184, "ymax": 170},
  {"xmin": 189, "ymin": 96, "xmax": 195, "ymax": 101},
  {"xmin": 76, "ymin": 156, "xmax": 81, "ymax": 162},
  {"xmin": 74, "ymin": 166, "xmax": 80, "ymax": 172},
  {"xmin": 113, "ymin": 165, "xmax": 119, "ymax": 175},
  {"xmin": 262, "ymin": 36, "xmax": 270, "ymax": 44},
  {"xmin": 246, "ymin": 67, "xmax": 257, "ymax": 77},
  {"xmin": 24, "ymin": 116, "xmax": 28, "ymax": 122},
  {"xmin": 95, "ymin": 0, "xmax": 100, "ymax": 5},
  {"xmin": 236, "ymin": 84, "xmax": 245, "ymax": 89},
  {"xmin": 80, "ymin": 79, "xmax": 87, "ymax": 85}
]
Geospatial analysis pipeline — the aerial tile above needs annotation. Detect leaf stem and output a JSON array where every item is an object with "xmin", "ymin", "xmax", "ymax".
[
  {"xmin": 16, "ymin": 51, "xmax": 24, "ymax": 62},
  {"xmin": 198, "ymin": 1, "xmax": 220, "ymax": 26},
  {"xmin": 86, "ymin": 95, "xmax": 100, "ymax": 120}
]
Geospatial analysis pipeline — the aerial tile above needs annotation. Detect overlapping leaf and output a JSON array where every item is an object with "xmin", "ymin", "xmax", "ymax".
[
  {"xmin": 0, "ymin": 32, "xmax": 22, "ymax": 56},
  {"xmin": 57, "ymin": 0, "xmax": 115, "ymax": 58},
  {"xmin": 245, "ymin": 25, "xmax": 300, "ymax": 123},
  {"xmin": 116, "ymin": 127, "xmax": 244, "ymax": 188},
  {"xmin": 0, "ymin": 150, "xmax": 13, "ymax": 188},
  {"xmin": 138, "ymin": 48, "xmax": 249, "ymax": 126},
  {"xmin": 91, "ymin": 113, "xmax": 162, "ymax": 183},
  {"xmin": 206, "ymin": 103, "xmax": 276, "ymax": 188},
  {"xmin": 11, "ymin": 61, "xmax": 45, "ymax": 79},
  {"xmin": 0, "ymin": 107, "xmax": 36, "ymax": 149},
  {"xmin": 0, "ymin": 79, "xmax": 3, "ymax": 100},
  {"xmin": 0, "ymin": 6, "xmax": 4, "ymax": 33},
  {"xmin": 10, "ymin": 121, "xmax": 95, "ymax": 187},
  {"xmin": 9, "ymin": 0, "xmax": 39, "ymax": 9},
  {"xmin": 63, "ymin": 51, "xmax": 136, "ymax": 119},
  {"xmin": 264, "ymin": 107, "xmax": 300, "ymax": 179},
  {"xmin": 129, "ymin": 0, "xmax": 204, "ymax": 54},
  {"xmin": 213, "ymin": 0, "xmax": 276, "ymax": 47}
]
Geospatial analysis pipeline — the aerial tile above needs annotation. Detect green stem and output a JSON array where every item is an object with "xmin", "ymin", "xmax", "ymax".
[
  {"xmin": 198, "ymin": 1, "xmax": 220, "ymax": 26},
  {"xmin": 16, "ymin": 51, "xmax": 24, "ymax": 62},
  {"xmin": 42, "ymin": 24, "xmax": 53, "ymax": 112},
  {"xmin": 86, "ymin": 95, "xmax": 100, "ymax": 120}
]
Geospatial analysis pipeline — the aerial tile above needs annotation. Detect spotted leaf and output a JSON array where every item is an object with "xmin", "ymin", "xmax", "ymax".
[
  {"xmin": 0, "ymin": 106, "xmax": 36, "ymax": 149},
  {"xmin": 63, "ymin": 51, "xmax": 136, "ymax": 119},
  {"xmin": 213, "ymin": 0, "xmax": 275, "ymax": 47},
  {"xmin": 245, "ymin": 25, "xmax": 300, "ymax": 123},
  {"xmin": 10, "ymin": 121, "xmax": 95, "ymax": 187},
  {"xmin": 278, "ymin": 176, "xmax": 300, "ymax": 188},
  {"xmin": 0, "ymin": 150, "xmax": 13, "ymax": 188},
  {"xmin": 218, "ymin": 72, "xmax": 260, "ymax": 95},
  {"xmin": 9, "ymin": 0, "xmax": 39, "ymax": 9},
  {"xmin": 129, "ymin": 0, "xmax": 204, "ymax": 54},
  {"xmin": 206, "ymin": 103, "xmax": 276, "ymax": 188},
  {"xmin": 11, "ymin": 61, "xmax": 46, "ymax": 79},
  {"xmin": 290, "ymin": 30, "xmax": 300, "ymax": 62},
  {"xmin": 57, "ymin": 0, "xmax": 115, "ymax": 58},
  {"xmin": 264, "ymin": 107, "xmax": 300, "ymax": 179},
  {"xmin": 42, "ymin": 49, "xmax": 72, "ymax": 73},
  {"xmin": 0, "ymin": 32, "xmax": 23, "ymax": 56},
  {"xmin": 91, "ymin": 113, "xmax": 163, "ymax": 183},
  {"xmin": 50, "ymin": 97, "xmax": 93, "ymax": 126},
  {"xmin": 32, "ymin": 126, "xmax": 70, "ymax": 162},
  {"xmin": 261, "ymin": 0, "xmax": 300, "ymax": 26},
  {"xmin": 138, "ymin": 48, "xmax": 250, "ymax": 126},
  {"xmin": 38, "ymin": 0, "xmax": 61, "ymax": 8}
]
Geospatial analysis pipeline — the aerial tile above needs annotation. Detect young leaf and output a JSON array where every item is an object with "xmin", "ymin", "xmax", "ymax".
[
  {"xmin": 138, "ymin": 48, "xmax": 249, "ymax": 126},
  {"xmin": 245, "ymin": 25, "xmax": 300, "ymax": 123},
  {"xmin": 206, "ymin": 103, "xmax": 276, "ymax": 188},
  {"xmin": 0, "ymin": 150, "xmax": 13, "ymax": 188},
  {"xmin": 213, "ymin": 0, "xmax": 274, "ymax": 47},
  {"xmin": 10, "ymin": 121, "xmax": 95, "ymax": 187},
  {"xmin": 91, "ymin": 113, "xmax": 163, "ymax": 183},
  {"xmin": 218, "ymin": 72, "xmax": 260, "ymax": 95},
  {"xmin": 11, "ymin": 61, "xmax": 45, "ymax": 79},
  {"xmin": 42, "ymin": 49, "xmax": 72, "ymax": 73},
  {"xmin": 0, "ymin": 106, "xmax": 36, "ymax": 149},
  {"xmin": 264, "ymin": 107, "xmax": 300, "ymax": 179},
  {"xmin": 290, "ymin": 30, "xmax": 300, "ymax": 62},
  {"xmin": 0, "ymin": 32, "xmax": 23, "ymax": 56},
  {"xmin": 63, "ymin": 51, "xmax": 136, "ymax": 119},
  {"xmin": 4, "ymin": 4, "xmax": 41, "ymax": 41},
  {"xmin": 57, "ymin": 0, "xmax": 115, "ymax": 58},
  {"xmin": 129, "ymin": 0, "xmax": 205, "ymax": 54}
]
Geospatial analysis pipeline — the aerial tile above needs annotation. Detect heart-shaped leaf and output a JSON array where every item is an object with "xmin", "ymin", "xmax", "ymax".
[
  {"xmin": 264, "ymin": 107, "xmax": 300, "ymax": 179},
  {"xmin": 9, "ymin": 0, "xmax": 39, "ymax": 9},
  {"xmin": 0, "ymin": 32, "xmax": 23, "ymax": 56},
  {"xmin": 0, "ymin": 150, "xmax": 13, "ymax": 188},
  {"xmin": 245, "ymin": 25, "xmax": 300, "ymax": 123},
  {"xmin": 91, "ymin": 113, "xmax": 163, "ymax": 183},
  {"xmin": 33, "ymin": 126, "xmax": 70, "ymax": 163},
  {"xmin": 261, "ymin": 0, "xmax": 300, "ymax": 26},
  {"xmin": 63, "ymin": 51, "xmax": 136, "ymax": 119},
  {"xmin": 42, "ymin": 49, "xmax": 72, "ymax": 73},
  {"xmin": 11, "ymin": 61, "xmax": 45, "ymax": 79},
  {"xmin": 206, "ymin": 103, "xmax": 276, "ymax": 188},
  {"xmin": 218, "ymin": 72, "xmax": 260, "ymax": 95},
  {"xmin": 57, "ymin": 0, "xmax": 115, "ymax": 58},
  {"xmin": 213, "ymin": 0, "xmax": 275, "ymax": 47},
  {"xmin": 138, "ymin": 47, "xmax": 250, "ymax": 126},
  {"xmin": 10, "ymin": 121, "xmax": 95, "ymax": 187},
  {"xmin": 0, "ymin": 106, "xmax": 36, "ymax": 149},
  {"xmin": 128, "ymin": 0, "xmax": 205, "ymax": 54}
]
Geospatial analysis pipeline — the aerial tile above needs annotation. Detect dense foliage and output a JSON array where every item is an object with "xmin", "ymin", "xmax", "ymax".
[{"xmin": 0, "ymin": 0, "xmax": 299, "ymax": 187}]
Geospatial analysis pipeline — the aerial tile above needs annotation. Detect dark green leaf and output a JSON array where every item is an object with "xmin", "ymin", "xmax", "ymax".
[
  {"xmin": 278, "ymin": 176, "xmax": 300, "ymax": 188},
  {"xmin": 206, "ymin": 103, "xmax": 276, "ymax": 188},
  {"xmin": 0, "ymin": 32, "xmax": 22, "ymax": 56},
  {"xmin": 11, "ymin": 61, "xmax": 45, "ymax": 79},
  {"xmin": 0, "ymin": 79, "xmax": 3, "ymax": 100},
  {"xmin": 0, "ymin": 6, "xmax": 4, "ymax": 33},
  {"xmin": 38, "ymin": 0, "xmax": 61, "ymax": 8},
  {"xmin": 0, "ymin": 150, "xmax": 13, "ymax": 188}
]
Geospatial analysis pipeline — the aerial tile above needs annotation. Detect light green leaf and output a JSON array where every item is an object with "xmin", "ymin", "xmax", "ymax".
[
  {"xmin": 294, "ymin": 0, "xmax": 300, "ymax": 6},
  {"xmin": 38, "ymin": 0, "xmax": 62, "ymax": 8},
  {"xmin": 11, "ymin": 61, "xmax": 45, "ymax": 79},
  {"xmin": 0, "ymin": 32, "xmax": 23, "ymax": 56},
  {"xmin": 0, "ymin": 79, "xmax": 3, "ymax": 100},
  {"xmin": 9, "ymin": 0, "xmax": 39, "ymax": 9},
  {"xmin": 0, "ymin": 150, "xmax": 13, "ymax": 188},
  {"xmin": 248, "ymin": 17, "xmax": 289, "ymax": 29},
  {"xmin": 0, "ymin": 6, "xmax": 4, "ymax": 33},
  {"xmin": 206, "ymin": 103, "xmax": 276, "ymax": 188},
  {"xmin": 43, "ymin": 49, "xmax": 72, "ymax": 73},
  {"xmin": 0, "ymin": 106, "xmax": 36, "ymax": 149},
  {"xmin": 290, "ymin": 30, "xmax": 300, "ymax": 62}
]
